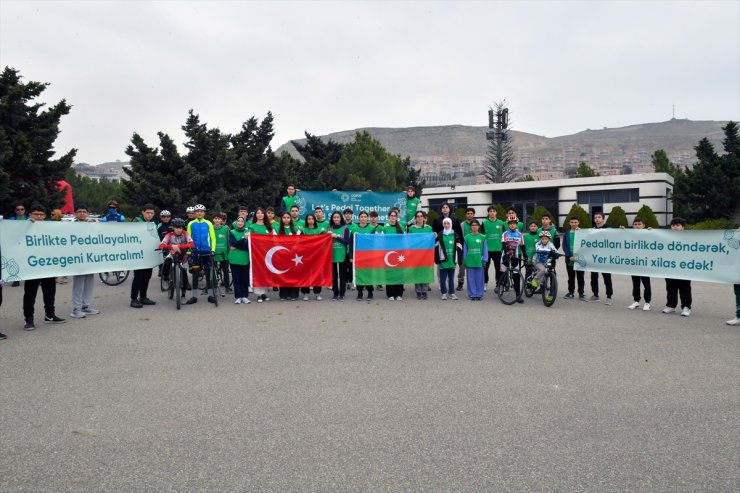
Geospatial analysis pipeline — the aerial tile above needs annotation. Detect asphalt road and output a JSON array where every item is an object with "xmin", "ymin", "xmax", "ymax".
[{"xmin": 1, "ymin": 268, "xmax": 738, "ymax": 492}]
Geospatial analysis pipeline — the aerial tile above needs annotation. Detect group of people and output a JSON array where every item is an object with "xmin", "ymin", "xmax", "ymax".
[{"xmin": 2, "ymin": 186, "xmax": 739, "ymax": 341}]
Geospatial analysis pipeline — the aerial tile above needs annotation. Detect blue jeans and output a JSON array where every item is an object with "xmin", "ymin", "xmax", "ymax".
[
  {"xmin": 439, "ymin": 267, "xmax": 455, "ymax": 295},
  {"xmin": 466, "ymin": 267, "xmax": 484, "ymax": 298}
]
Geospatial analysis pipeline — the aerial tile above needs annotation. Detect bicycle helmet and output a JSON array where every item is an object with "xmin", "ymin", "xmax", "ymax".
[
  {"xmin": 107, "ymin": 200, "xmax": 119, "ymax": 208},
  {"xmin": 171, "ymin": 218, "xmax": 186, "ymax": 227},
  {"xmin": 186, "ymin": 206, "xmax": 195, "ymax": 213},
  {"xmin": 193, "ymin": 204, "xmax": 206, "ymax": 212},
  {"xmin": 160, "ymin": 210, "xmax": 171, "ymax": 217},
  {"xmin": 539, "ymin": 230, "xmax": 551, "ymax": 238}
]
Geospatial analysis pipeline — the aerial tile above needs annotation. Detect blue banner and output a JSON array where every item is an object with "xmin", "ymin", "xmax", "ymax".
[
  {"xmin": 574, "ymin": 228, "xmax": 740, "ymax": 284},
  {"xmin": 0, "ymin": 221, "xmax": 162, "ymax": 281},
  {"xmin": 296, "ymin": 190, "xmax": 406, "ymax": 223}
]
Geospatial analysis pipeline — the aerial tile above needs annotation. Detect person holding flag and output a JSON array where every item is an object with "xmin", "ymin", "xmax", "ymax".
[
  {"xmin": 382, "ymin": 210, "xmax": 406, "ymax": 301},
  {"xmin": 249, "ymin": 207, "xmax": 275, "ymax": 303},
  {"xmin": 330, "ymin": 211, "xmax": 350, "ymax": 301},
  {"xmin": 409, "ymin": 210, "xmax": 433, "ymax": 300}
]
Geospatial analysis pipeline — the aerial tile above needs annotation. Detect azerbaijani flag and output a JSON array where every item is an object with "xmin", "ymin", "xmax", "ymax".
[{"xmin": 353, "ymin": 233, "xmax": 435, "ymax": 285}]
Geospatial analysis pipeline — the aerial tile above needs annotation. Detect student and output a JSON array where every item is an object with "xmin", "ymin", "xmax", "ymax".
[
  {"xmin": 228, "ymin": 216, "xmax": 250, "ymax": 304},
  {"xmin": 130, "ymin": 204, "xmax": 158, "ymax": 308},
  {"xmin": 250, "ymin": 207, "xmax": 275, "ymax": 303},
  {"xmin": 409, "ymin": 210, "xmax": 433, "ymax": 300},
  {"xmin": 537, "ymin": 214, "xmax": 560, "ymax": 249},
  {"xmin": 628, "ymin": 217, "xmax": 652, "ymax": 311},
  {"xmin": 523, "ymin": 221, "xmax": 540, "ymax": 283},
  {"xmin": 232, "ymin": 205, "xmax": 249, "ymax": 229},
  {"xmin": 501, "ymin": 218, "xmax": 527, "ymax": 302},
  {"xmin": 432, "ymin": 202, "xmax": 462, "ymax": 236},
  {"xmin": 289, "ymin": 205, "xmax": 305, "ymax": 231},
  {"xmin": 277, "ymin": 212, "xmax": 301, "ymax": 301},
  {"xmin": 405, "ymin": 186, "xmax": 420, "ymax": 227},
  {"xmin": 343, "ymin": 208, "xmax": 355, "ymax": 290},
  {"xmin": 330, "ymin": 211, "xmax": 350, "ymax": 301},
  {"xmin": 369, "ymin": 211, "xmax": 385, "ymax": 292},
  {"xmin": 729, "ymin": 284, "xmax": 740, "ymax": 326},
  {"xmin": 185, "ymin": 204, "xmax": 216, "ymax": 305},
  {"xmin": 382, "ymin": 210, "xmax": 405, "ymax": 301},
  {"xmin": 314, "ymin": 206, "xmax": 330, "ymax": 231},
  {"xmin": 70, "ymin": 204, "xmax": 100, "ymax": 319},
  {"xmin": 562, "ymin": 215, "xmax": 585, "ymax": 301},
  {"xmin": 531, "ymin": 231, "xmax": 557, "ymax": 291},
  {"xmin": 22, "ymin": 204, "xmax": 65, "ymax": 329},
  {"xmin": 281, "ymin": 184, "xmax": 297, "ymax": 213},
  {"xmin": 266, "ymin": 207, "xmax": 279, "ymax": 229},
  {"xmin": 463, "ymin": 219, "xmax": 488, "ymax": 300},
  {"xmin": 160, "ymin": 218, "xmax": 195, "ymax": 299},
  {"xmin": 352, "ymin": 211, "xmax": 376, "ymax": 301},
  {"xmin": 586, "ymin": 211, "xmax": 613, "ymax": 304},
  {"xmin": 213, "ymin": 213, "xmax": 232, "ymax": 295},
  {"xmin": 101, "ymin": 200, "xmax": 126, "ymax": 222},
  {"xmin": 185, "ymin": 206, "xmax": 196, "ymax": 226},
  {"xmin": 482, "ymin": 205, "xmax": 506, "ymax": 290},
  {"xmin": 435, "ymin": 217, "xmax": 462, "ymax": 300},
  {"xmin": 662, "ymin": 217, "xmax": 692, "ymax": 316},
  {"xmin": 506, "ymin": 207, "xmax": 524, "ymax": 232},
  {"xmin": 299, "ymin": 213, "xmax": 325, "ymax": 301},
  {"xmin": 0, "ymin": 282, "xmax": 5, "ymax": 339},
  {"xmin": 157, "ymin": 210, "xmax": 173, "ymax": 239},
  {"xmin": 458, "ymin": 207, "xmax": 476, "ymax": 290},
  {"xmin": 8, "ymin": 203, "xmax": 28, "ymax": 220}
]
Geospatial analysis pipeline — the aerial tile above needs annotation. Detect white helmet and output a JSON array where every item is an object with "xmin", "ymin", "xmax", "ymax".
[
  {"xmin": 186, "ymin": 206, "xmax": 195, "ymax": 213},
  {"xmin": 160, "ymin": 210, "xmax": 171, "ymax": 217},
  {"xmin": 193, "ymin": 204, "xmax": 206, "ymax": 212},
  {"xmin": 539, "ymin": 230, "xmax": 551, "ymax": 238}
]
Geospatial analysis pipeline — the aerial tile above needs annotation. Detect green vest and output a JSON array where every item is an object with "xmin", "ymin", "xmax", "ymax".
[
  {"xmin": 214, "ymin": 225, "xmax": 230, "ymax": 260},
  {"xmin": 382, "ymin": 224, "xmax": 403, "ymax": 235},
  {"xmin": 440, "ymin": 233, "xmax": 456, "ymax": 269},
  {"xmin": 249, "ymin": 223, "xmax": 271, "ymax": 235},
  {"xmin": 406, "ymin": 197, "xmax": 420, "ymax": 223},
  {"xmin": 353, "ymin": 224, "xmax": 375, "ymax": 234},
  {"xmin": 332, "ymin": 226, "xmax": 348, "ymax": 262},
  {"xmin": 409, "ymin": 224, "xmax": 432, "ymax": 234},
  {"xmin": 464, "ymin": 233, "xmax": 485, "ymax": 268},
  {"xmin": 227, "ymin": 229, "xmax": 249, "ymax": 266},
  {"xmin": 316, "ymin": 219, "xmax": 330, "ymax": 232},
  {"xmin": 524, "ymin": 231, "xmax": 539, "ymax": 258},
  {"xmin": 301, "ymin": 226, "xmax": 325, "ymax": 235},
  {"xmin": 482, "ymin": 218, "xmax": 506, "ymax": 252}
]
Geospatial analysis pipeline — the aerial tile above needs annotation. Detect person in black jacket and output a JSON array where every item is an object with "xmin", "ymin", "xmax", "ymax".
[{"xmin": 432, "ymin": 202, "xmax": 463, "ymax": 236}]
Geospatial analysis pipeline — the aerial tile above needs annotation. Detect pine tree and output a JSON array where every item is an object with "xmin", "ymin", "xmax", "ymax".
[
  {"xmin": 484, "ymin": 101, "xmax": 516, "ymax": 183},
  {"xmin": 529, "ymin": 205, "xmax": 555, "ymax": 226},
  {"xmin": 562, "ymin": 203, "xmax": 591, "ymax": 228},
  {"xmin": 635, "ymin": 204, "xmax": 659, "ymax": 228},
  {"xmin": 0, "ymin": 67, "xmax": 76, "ymax": 215},
  {"xmin": 290, "ymin": 132, "xmax": 344, "ymax": 190},
  {"xmin": 605, "ymin": 206, "xmax": 628, "ymax": 228},
  {"xmin": 576, "ymin": 161, "xmax": 599, "ymax": 178}
]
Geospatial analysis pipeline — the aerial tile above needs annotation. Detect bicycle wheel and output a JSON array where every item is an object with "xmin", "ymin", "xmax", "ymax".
[
  {"xmin": 174, "ymin": 267, "xmax": 181, "ymax": 310},
  {"xmin": 99, "ymin": 270, "xmax": 129, "ymax": 286},
  {"xmin": 497, "ymin": 270, "xmax": 519, "ymax": 305},
  {"xmin": 524, "ymin": 273, "xmax": 536, "ymax": 298},
  {"xmin": 167, "ymin": 267, "xmax": 175, "ymax": 300},
  {"xmin": 161, "ymin": 270, "xmax": 170, "ymax": 292},
  {"xmin": 210, "ymin": 266, "xmax": 220, "ymax": 306},
  {"xmin": 542, "ymin": 272, "xmax": 558, "ymax": 307}
]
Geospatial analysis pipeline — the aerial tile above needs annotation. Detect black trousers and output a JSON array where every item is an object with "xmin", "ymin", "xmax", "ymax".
[
  {"xmin": 631, "ymin": 276, "xmax": 651, "ymax": 303},
  {"xmin": 485, "ymin": 251, "xmax": 502, "ymax": 285},
  {"xmin": 332, "ymin": 262, "xmax": 347, "ymax": 296},
  {"xmin": 590, "ymin": 272, "xmax": 613, "ymax": 297},
  {"xmin": 386, "ymin": 285, "xmax": 404, "ymax": 298},
  {"xmin": 356, "ymin": 285, "xmax": 374, "ymax": 296},
  {"xmin": 566, "ymin": 264, "xmax": 585, "ymax": 296},
  {"xmin": 300, "ymin": 286, "xmax": 322, "ymax": 294},
  {"xmin": 665, "ymin": 278, "xmax": 691, "ymax": 309},
  {"xmin": 130, "ymin": 268, "xmax": 153, "ymax": 301},
  {"xmin": 23, "ymin": 277, "xmax": 56, "ymax": 319}
]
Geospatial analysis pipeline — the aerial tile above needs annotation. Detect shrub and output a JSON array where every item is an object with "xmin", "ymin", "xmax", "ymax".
[
  {"xmin": 635, "ymin": 204, "xmax": 659, "ymax": 228},
  {"xmin": 529, "ymin": 205, "xmax": 555, "ymax": 226},
  {"xmin": 686, "ymin": 218, "xmax": 733, "ymax": 230},
  {"xmin": 562, "ymin": 203, "xmax": 591, "ymax": 228},
  {"xmin": 605, "ymin": 206, "xmax": 628, "ymax": 228}
]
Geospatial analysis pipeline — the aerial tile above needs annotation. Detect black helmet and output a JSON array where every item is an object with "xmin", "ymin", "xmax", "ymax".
[{"xmin": 171, "ymin": 218, "xmax": 186, "ymax": 227}]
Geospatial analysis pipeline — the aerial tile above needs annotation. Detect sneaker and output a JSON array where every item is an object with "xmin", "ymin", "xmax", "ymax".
[
  {"xmin": 578, "ymin": 294, "xmax": 586, "ymax": 301},
  {"xmin": 12, "ymin": 281, "xmax": 20, "ymax": 287},
  {"xmin": 339, "ymin": 296, "xmax": 345, "ymax": 302},
  {"xmin": 517, "ymin": 298, "xmax": 524, "ymax": 304},
  {"xmin": 422, "ymin": 292, "xmax": 427, "ymax": 300},
  {"xmin": 662, "ymin": 307, "xmax": 676, "ymax": 314},
  {"xmin": 316, "ymin": 295, "xmax": 323, "ymax": 301},
  {"xmin": 0, "ymin": 332, "xmax": 6, "ymax": 340},
  {"xmin": 586, "ymin": 295, "xmax": 600, "ymax": 302},
  {"xmin": 643, "ymin": 303, "xmax": 651, "ymax": 311},
  {"xmin": 388, "ymin": 296, "xmax": 395, "ymax": 301},
  {"xmin": 726, "ymin": 317, "xmax": 740, "ymax": 326},
  {"xmin": 262, "ymin": 296, "xmax": 270, "ymax": 302},
  {"xmin": 484, "ymin": 283, "xmax": 487, "ymax": 291},
  {"xmin": 332, "ymin": 295, "xmax": 338, "ymax": 301},
  {"xmin": 450, "ymin": 294, "xmax": 459, "ymax": 300},
  {"xmin": 367, "ymin": 293, "xmax": 373, "ymax": 300},
  {"xmin": 243, "ymin": 297, "xmax": 251, "ymax": 304},
  {"xmin": 681, "ymin": 307, "xmax": 691, "ymax": 317},
  {"xmin": 70, "ymin": 309, "xmax": 86, "ymax": 319},
  {"xmin": 397, "ymin": 296, "xmax": 403, "ymax": 301},
  {"xmin": 357, "ymin": 294, "xmax": 364, "ymax": 301},
  {"xmin": 604, "ymin": 297, "xmax": 613, "ymax": 306},
  {"xmin": 441, "ymin": 293, "xmax": 448, "ymax": 300},
  {"xmin": 23, "ymin": 319, "xmax": 35, "ymax": 330},
  {"xmin": 564, "ymin": 293, "xmax": 575, "ymax": 299},
  {"xmin": 457, "ymin": 283, "xmax": 464, "ymax": 291},
  {"xmin": 130, "ymin": 299, "xmax": 143, "ymax": 308},
  {"xmin": 44, "ymin": 315, "xmax": 66, "ymax": 324},
  {"xmin": 235, "ymin": 298, "xmax": 242, "ymax": 304},
  {"xmin": 139, "ymin": 298, "xmax": 156, "ymax": 306},
  {"xmin": 248, "ymin": 286, "xmax": 254, "ymax": 293},
  {"xmin": 81, "ymin": 307, "xmax": 100, "ymax": 315},
  {"xmin": 303, "ymin": 294, "xmax": 309, "ymax": 301},
  {"xmin": 185, "ymin": 297, "xmax": 198, "ymax": 305},
  {"xmin": 628, "ymin": 301, "xmax": 640, "ymax": 310},
  {"xmin": 256, "ymin": 297, "xmax": 263, "ymax": 303},
  {"xmin": 208, "ymin": 296, "xmax": 216, "ymax": 303}
]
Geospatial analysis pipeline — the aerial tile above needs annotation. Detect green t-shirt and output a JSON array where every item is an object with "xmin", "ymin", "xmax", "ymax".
[
  {"xmin": 524, "ymin": 231, "xmax": 539, "ymax": 259},
  {"xmin": 281, "ymin": 195, "xmax": 296, "ymax": 213},
  {"xmin": 382, "ymin": 224, "xmax": 404, "ymax": 235},
  {"xmin": 482, "ymin": 218, "xmax": 506, "ymax": 252},
  {"xmin": 213, "ymin": 225, "xmax": 230, "ymax": 260},
  {"xmin": 567, "ymin": 230, "xmax": 576, "ymax": 266},
  {"xmin": 316, "ymin": 220, "xmax": 330, "ymax": 232},
  {"xmin": 439, "ymin": 233, "xmax": 457, "ymax": 269},
  {"xmin": 331, "ymin": 226, "xmax": 348, "ymax": 262},
  {"xmin": 301, "ymin": 226, "xmax": 326, "ymax": 235},
  {"xmin": 249, "ymin": 222, "xmax": 272, "ymax": 235},
  {"xmin": 406, "ymin": 197, "xmax": 420, "ymax": 224},
  {"xmin": 409, "ymin": 224, "xmax": 432, "ymax": 234},
  {"xmin": 352, "ymin": 224, "xmax": 375, "ymax": 235},
  {"xmin": 227, "ymin": 228, "xmax": 249, "ymax": 266},
  {"xmin": 464, "ymin": 233, "xmax": 486, "ymax": 268}
]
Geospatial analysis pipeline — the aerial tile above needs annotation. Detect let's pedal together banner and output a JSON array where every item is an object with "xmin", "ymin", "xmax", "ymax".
[{"xmin": 574, "ymin": 228, "xmax": 740, "ymax": 284}]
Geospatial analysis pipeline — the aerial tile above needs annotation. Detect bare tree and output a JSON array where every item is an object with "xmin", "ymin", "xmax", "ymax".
[{"xmin": 484, "ymin": 101, "xmax": 516, "ymax": 183}]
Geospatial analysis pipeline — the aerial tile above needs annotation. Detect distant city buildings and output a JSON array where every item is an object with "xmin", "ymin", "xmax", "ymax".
[{"xmin": 73, "ymin": 160, "xmax": 130, "ymax": 182}]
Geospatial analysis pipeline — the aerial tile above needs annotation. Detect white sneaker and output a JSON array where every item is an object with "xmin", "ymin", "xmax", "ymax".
[
  {"xmin": 450, "ymin": 294, "xmax": 459, "ymax": 300},
  {"xmin": 441, "ymin": 294, "xmax": 448, "ymax": 300},
  {"xmin": 70, "ymin": 309, "xmax": 86, "ymax": 319},
  {"xmin": 234, "ymin": 298, "xmax": 242, "ymax": 304},
  {"xmin": 604, "ymin": 297, "xmax": 613, "ymax": 306},
  {"xmin": 727, "ymin": 317, "xmax": 740, "ymax": 326},
  {"xmin": 396, "ymin": 296, "xmax": 403, "ymax": 301},
  {"xmin": 388, "ymin": 296, "xmax": 395, "ymax": 301},
  {"xmin": 303, "ymin": 294, "xmax": 309, "ymax": 301},
  {"xmin": 643, "ymin": 303, "xmax": 651, "ymax": 311},
  {"xmin": 316, "ymin": 294, "xmax": 322, "ymax": 301},
  {"xmin": 628, "ymin": 302, "xmax": 640, "ymax": 310},
  {"xmin": 681, "ymin": 307, "xmax": 691, "ymax": 317},
  {"xmin": 81, "ymin": 307, "xmax": 100, "ymax": 315},
  {"xmin": 248, "ymin": 286, "xmax": 254, "ymax": 293},
  {"xmin": 242, "ymin": 297, "xmax": 251, "ymax": 304},
  {"xmin": 483, "ymin": 283, "xmax": 487, "ymax": 291},
  {"xmin": 662, "ymin": 307, "xmax": 676, "ymax": 314}
]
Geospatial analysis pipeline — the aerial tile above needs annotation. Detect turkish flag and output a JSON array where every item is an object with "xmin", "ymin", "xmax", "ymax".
[{"xmin": 249, "ymin": 234, "xmax": 332, "ymax": 287}]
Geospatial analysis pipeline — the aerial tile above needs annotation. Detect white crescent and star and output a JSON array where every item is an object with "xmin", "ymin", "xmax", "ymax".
[
  {"xmin": 265, "ymin": 246, "xmax": 304, "ymax": 275},
  {"xmin": 383, "ymin": 251, "xmax": 406, "ymax": 267}
]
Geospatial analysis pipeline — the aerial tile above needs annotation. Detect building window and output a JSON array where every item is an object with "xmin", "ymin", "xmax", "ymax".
[{"xmin": 577, "ymin": 188, "xmax": 639, "ymax": 204}]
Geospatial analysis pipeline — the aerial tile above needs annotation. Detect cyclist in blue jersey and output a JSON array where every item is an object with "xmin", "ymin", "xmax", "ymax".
[
  {"xmin": 185, "ymin": 204, "xmax": 217, "ymax": 305},
  {"xmin": 501, "ymin": 218, "xmax": 528, "ymax": 302}
]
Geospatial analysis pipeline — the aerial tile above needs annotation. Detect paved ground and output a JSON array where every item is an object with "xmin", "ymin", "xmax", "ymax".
[{"xmin": 1, "ymin": 268, "xmax": 738, "ymax": 492}]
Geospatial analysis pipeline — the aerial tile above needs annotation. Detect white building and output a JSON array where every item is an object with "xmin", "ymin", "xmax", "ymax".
[{"xmin": 420, "ymin": 173, "xmax": 674, "ymax": 227}]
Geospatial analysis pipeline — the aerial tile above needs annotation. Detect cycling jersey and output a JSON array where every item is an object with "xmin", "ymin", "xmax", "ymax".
[
  {"xmin": 533, "ymin": 241, "xmax": 557, "ymax": 264},
  {"xmin": 187, "ymin": 218, "xmax": 216, "ymax": 252}
]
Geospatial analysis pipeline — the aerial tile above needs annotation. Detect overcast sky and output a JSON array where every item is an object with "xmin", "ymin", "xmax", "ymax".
[{"xmin": 1, "ymin": 0, "xmax": 738, "ymax": 164}]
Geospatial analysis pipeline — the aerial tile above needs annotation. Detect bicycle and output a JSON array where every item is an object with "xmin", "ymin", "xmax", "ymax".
[
  {"xmin": 166, "ymin": 251, "xmax": 187, "ymax": 310},
  {"xmin": 213, "ymin": 255, "xmax": 232, "ymax": 296},
  {"xmin": 99, "ymin": 270, "xmax": 130, "ymax": 286},
  {"xmin": 524, "ymin": 251, "xmax": 560, "ymax": 307},
  {"xmin": 496, "ymin": 256, "xmax": 525, "ymax": 305}
]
